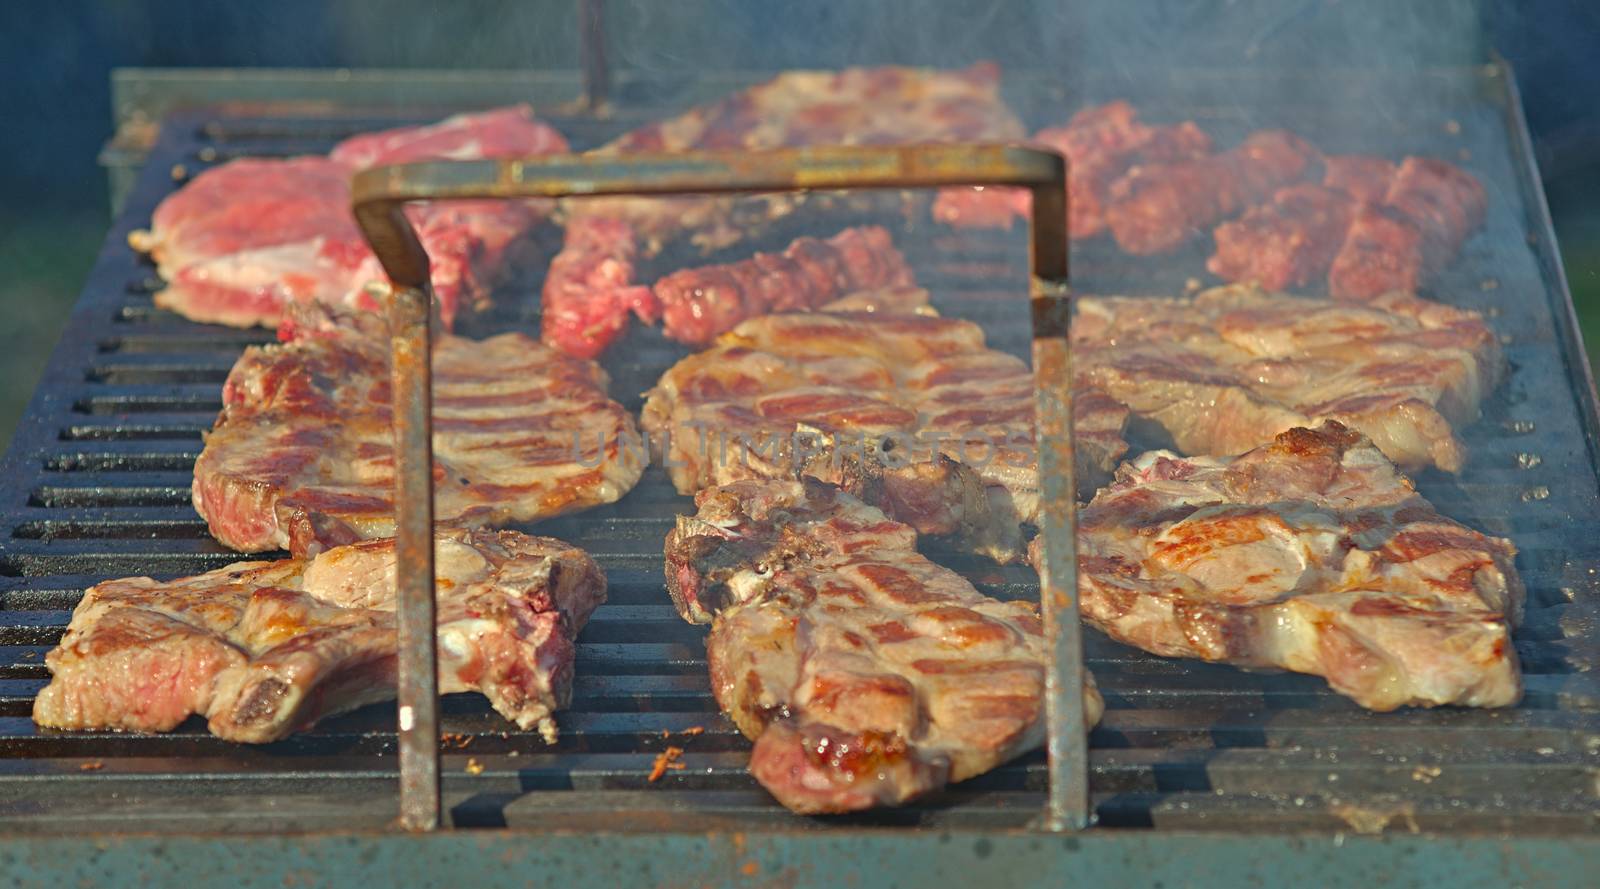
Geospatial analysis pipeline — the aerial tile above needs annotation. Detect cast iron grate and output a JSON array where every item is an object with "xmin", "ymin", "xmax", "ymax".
[{"xmin": 1, "ymin": 66, "xmax": 1598, "ymax": 833}]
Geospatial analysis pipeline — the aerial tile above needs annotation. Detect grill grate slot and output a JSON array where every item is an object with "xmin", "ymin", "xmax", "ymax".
[{"xmin": 0, "ymin": 74, "xmax": 1597, "ymax": 834}]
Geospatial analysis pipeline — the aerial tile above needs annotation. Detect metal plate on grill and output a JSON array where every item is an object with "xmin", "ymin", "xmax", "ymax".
[{"xmin": 2, "ymin": 62, "xmax": 1599, "ymax": 835}]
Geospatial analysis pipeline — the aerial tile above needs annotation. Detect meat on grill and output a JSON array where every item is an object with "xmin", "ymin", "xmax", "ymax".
[
  {"xmin": 194, "ymin": 305, "xmax": 644, "ymax": 556},
  {"xmin": 932, "ymin": 100, "xmax": 1212, "ymax": 238},
  {"xmin": 1207, "ymin": 183, "xmax": 1357, "ymax": 291},
  {"xmin": 33, "ymin": 529, "xmax": 606, "ymax": 742},
  {"xmin": 666, "ymin": 478, "xmax": 1103, "ymax": 813},
  {"xmin": 1328, "ymin": 157, "xmax": 1488, "ymax": 300},
  {"xmin": 539, "ymin": 224, "xmax": 915, "ymax": 359},
  {"xmin": 1207, "ymin": 154, "xmax": 1487, "ymax": 298},
  {"xmin": 130, "ymin": 106, "xmax": 568, "ymax": 329},
  {"xmin": 1051, "ymin": 422, "xmax": 1522, "ymax": 710},
  {"xmin": 538, "ymin": 215, "xmax": 662, "ymax": 360},
  {"xmin": 1105, "ymin": 130, "xmax": 1318, "ymax": 255},
  {"xmin": 1321, "ymin": 155, "xmax": 1398, "ymax": 204},
  {"xmin": 569, "ymin": 62, "xmax": 1025, "ymax": 253},
  {"xmin": 653, "ymin": 226, "xmax": 915, "ymax": 347},
  {"xmin": 642, "ymin": 305, "xmax": 1130, "ymax": 561},
  {"xmin": 1073, "ymin": 284, "xmax": 1502, "ymax": 473}
]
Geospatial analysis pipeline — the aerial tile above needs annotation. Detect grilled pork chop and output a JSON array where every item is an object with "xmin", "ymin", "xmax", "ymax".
[
  {"xmin": 666, "ymin": 478, "xmax": 1103, "ymax": 813},
  {"xmin": 642, "ymin": 304, "xmax": 1130, "ymax": 561},
  {"xmin": 1042, "ymin": 422, "xmax": 1522, "ymax": 710},
  {"xmin": 194, "ymin": 305, "xmax": 643, "ymax": 556},
  {"xmin": 130, "ymin": 106, "xmax": 567, "ymax": 329},
  {"xmin": 1074, "ymin": 284, "xmax": 1502, "ymax": 472},
  {"xmin": 34, "ymin": 529, "xmax": 606, "ymax": 742}
]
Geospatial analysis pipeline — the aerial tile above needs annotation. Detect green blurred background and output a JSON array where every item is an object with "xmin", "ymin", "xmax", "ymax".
[{"xmin": 1, "ymin": 0, "xmax": 1597, "ymax": 445}]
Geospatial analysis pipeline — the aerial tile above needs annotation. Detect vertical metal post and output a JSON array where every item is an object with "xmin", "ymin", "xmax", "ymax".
[
  {"xmin": 390, "ymin": 282, "xmax": 439, "ymax": 831},
  {"xmin": 1028, "ymin": 181, "xmax": 1089, "ymax": 830},
  {"xmin": 578, "ymin": 0, "xmax": 610, "ymax": 113}
]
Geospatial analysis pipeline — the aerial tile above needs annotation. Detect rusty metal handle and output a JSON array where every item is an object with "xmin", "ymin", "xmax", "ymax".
[{"xmin": 350, "ymin": 143, "xmax": 1088, "ymax": 831}]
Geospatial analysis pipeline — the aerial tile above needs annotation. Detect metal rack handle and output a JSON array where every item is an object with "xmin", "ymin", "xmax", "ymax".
[{"xmin": 350, "ymin": 143, "xmax": 1087, "ymax": 831}]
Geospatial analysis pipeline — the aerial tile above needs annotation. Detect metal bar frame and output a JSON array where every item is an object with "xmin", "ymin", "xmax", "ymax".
[{"xmin": 351, "ymin": 143, "xmax": 1085, "ymax": 831}]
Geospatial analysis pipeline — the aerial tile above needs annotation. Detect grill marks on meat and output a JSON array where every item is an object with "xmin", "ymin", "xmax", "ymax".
[
  {"xmin": 194, "ymin": 305, "xmax": 643, "ymax": 556},
  {"xmin": 130, "ymin": 106, "xmax": 568, "ymax": 329},
  {"xmin": 932, "ymin": 100, "xmax": 1212, "ymax": 237},
  {"xmin": 643, "ymin": 307, "xmax": 1130, "ymax": 561},
  {"xmin": 1073, "ymin": 284, "xmax": 1501, "ymax": 473},
  {"xmin": 1105, "ymin": 130, "xmax": 1318, "ymax": 256},
  {"xmin": 1050, "ymin": 422, "xmax": 1521, "ymax": 710},
  {"xmin": 665, "ymin": 479, "xmax": 1103, "ymax": 813},
  {"xmin": 34, "ymin": 530, "xmax": 606, "ymax": 742},
  {"xmin": 539, "ymin": 223, "xmax": 915, "ymax": 360},
  {"xmin": 1209, "ymin": 154, "xmax": 1486, "ymax": 298},
  {"xmin": 570, "ymin": 63, "xmax": 1025, "ymax": 253}
]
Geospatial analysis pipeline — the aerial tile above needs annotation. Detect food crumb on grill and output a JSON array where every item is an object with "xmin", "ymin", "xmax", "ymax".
[
  {"xmin": 440, "ymin": 731, "xmax": 473, "ymax": 749},
  {"xmin": 78, "ymin": 761, "xmax": 103, "ymax": 771},
  {"xmin": 464, "ymin": 757, "xmax": 485, "ymax": 776},
  {"xmin": 170, "ymin": 164, "xmax": 187, "ymax": 181},
  {"xmin": 682, "ymin": 726, "xmax": 705, "ymax": 737},
  {"xmin": 648, "ymin": 746, "xmax": 686, "ymax": 782},
  {"xmin": 1184, "ymin": 277, "xmax": 1202, "ymax": 292},
  {"xmin": 1411, "ymin": 765, "xmax": 1442, "ymax": 783},
  {"xmin": 1445, "ymin": 119, "xmax": 1462, "ymax": 135},
  {"xmin": 1481, "ymin": 277, "xmax": 1500, "ymax": 291}
]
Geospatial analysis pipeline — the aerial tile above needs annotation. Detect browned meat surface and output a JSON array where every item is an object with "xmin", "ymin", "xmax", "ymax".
[
  {"xmin": 666, "ymin": 478, "xmax": 1103, "ymax": 813},
  {"xmin": 1329, "ymin": 157, "xmax": 1488, "ymax": 300},
  {"xmin": 931, "ymin": 100, "xmax": 1211, "ymax": 237},
  {"xmin": 1208, "ymin": 183, "xmax": 1357, "ymax": 290},
  {"xmin": 654, "ymin": 226, "xmax": 915, "ymax": 347},
  {"xmin": 1073, "ymin": 284, "xmax": 1502, "ymax": 473},
  {"xmin": 1105, "ymin": 130, "xmax": 1317, "ymax": 255},
  {"xmin": 34, "ymin": 530, "xmax": 606, "ymax": 742},
  {"xmin": 1046, "ymin": 422, "xmax": 1522, "ymax": 710},
  {"xmin": 643, "ymin": 306, "xmax": 1130, "ymax": 561},
  {"xmin": 1328, "ymin": 204, "xmax": 1430, "ymax": 299},
  {"xmin": 194, "ymin": 305, "xmax": 643, "ymax": 556}
]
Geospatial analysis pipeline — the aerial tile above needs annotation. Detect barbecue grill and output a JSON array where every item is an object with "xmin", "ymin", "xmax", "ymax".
[{"xmin": 3, "ymin": 37, "xmax": 1600, "ymax": 886}]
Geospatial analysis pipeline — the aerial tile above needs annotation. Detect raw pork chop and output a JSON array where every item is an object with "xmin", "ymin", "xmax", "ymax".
[
  {"xmin": 194, "ymin": 305, "xmax": 643, "ymax": 556},
  {"xmin": 34, "ymin": 529, "xmax": 606, "ymax": 743},
  {"xmin": 130, "ymin": 106, "xmax": 568, "ymax": 329},
  {"xmin": 1046, "ymin": 422, "xmax": 1522, "ymax": 710},
  {"xmin": 666, "ymin": 478, "xmax": 1103, "ymax": 813}
]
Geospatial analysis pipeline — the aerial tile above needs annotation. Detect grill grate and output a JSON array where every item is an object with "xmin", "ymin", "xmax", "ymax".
[{"xmin": 3, "ymin": 66, "xmax": 1600, "ymax": 834}]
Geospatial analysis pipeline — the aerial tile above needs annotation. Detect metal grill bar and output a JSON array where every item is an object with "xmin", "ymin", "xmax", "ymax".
[{"xmin": 349, "ymin": 143, "xmax": 1087, "ymax": 830}]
